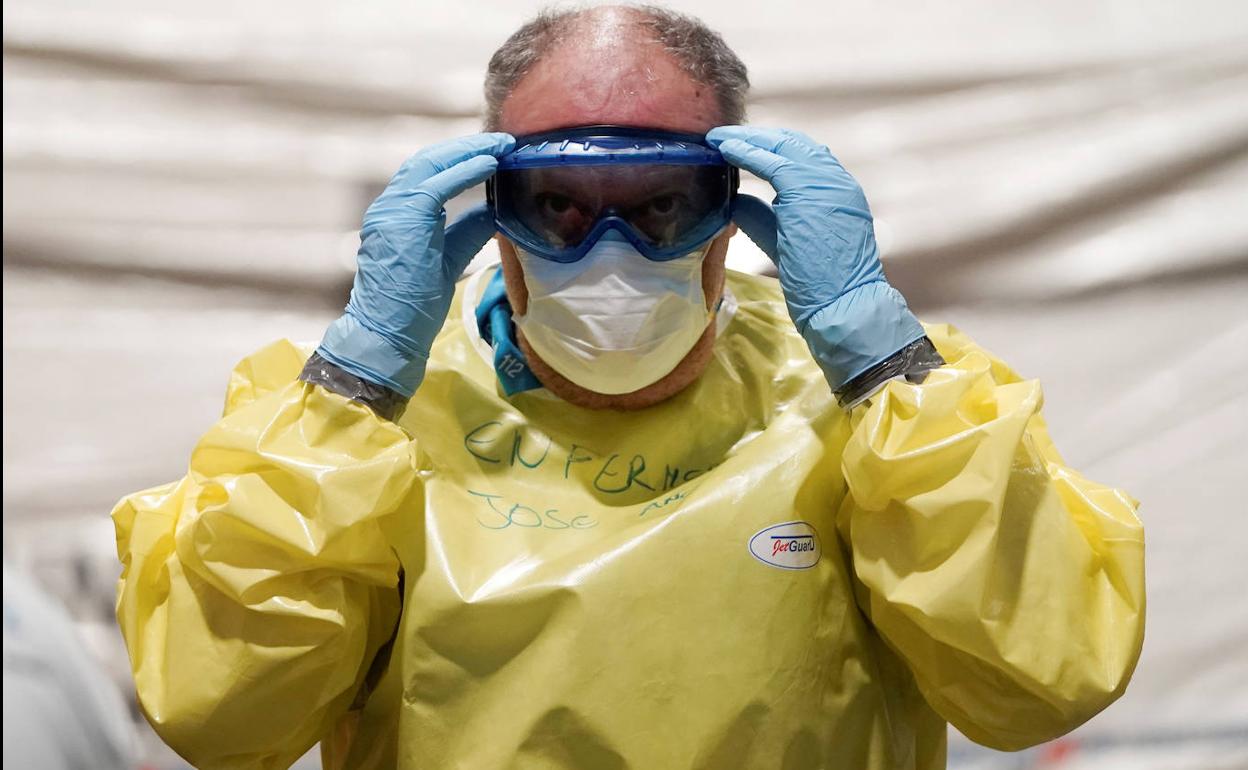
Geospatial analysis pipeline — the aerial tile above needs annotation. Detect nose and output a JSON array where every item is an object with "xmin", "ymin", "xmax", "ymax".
[{"xmin": 596, "ymin": 227, "xmax": 630, "ymax": 244}]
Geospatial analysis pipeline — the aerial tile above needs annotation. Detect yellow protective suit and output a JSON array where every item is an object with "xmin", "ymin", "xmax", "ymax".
[{"xmin": 113, "ymin": 268, "xmax": 1145, "ymax": 770}]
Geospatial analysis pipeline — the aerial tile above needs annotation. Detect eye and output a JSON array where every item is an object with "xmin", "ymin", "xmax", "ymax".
[
  {"xmin": 537, "ymin": 193, "xmax": 575, "ymax": 216},
  {"xmin": 648, "ymin": 195, "xmax": 677, "ymax": 216}
]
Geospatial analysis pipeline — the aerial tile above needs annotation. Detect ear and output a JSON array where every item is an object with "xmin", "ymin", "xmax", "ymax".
[
  {"xmin": 730, "ymin": 194, "xmax": 777, "ymax": 263},
  {"xmin": 495, "ymin": 235, "xmax": 530, "ymax": 316},
  {"xmin": 701, "ymin": 227, "xmax": 731, "ymax": 310}
]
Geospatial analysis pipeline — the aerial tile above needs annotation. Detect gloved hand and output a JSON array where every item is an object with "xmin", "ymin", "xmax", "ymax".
[
  {"xmin": 706, "ymin": 126, "xmax": 926, "ymax": 394},
  {"xmin": 317, "ymin": 133, "xmax": 515, "ymax": 396}
]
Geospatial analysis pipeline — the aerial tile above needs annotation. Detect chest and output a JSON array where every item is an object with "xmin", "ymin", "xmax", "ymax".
[{"xmin": 395, "ymin": 396, "xmax": 853, "ymax": 665}]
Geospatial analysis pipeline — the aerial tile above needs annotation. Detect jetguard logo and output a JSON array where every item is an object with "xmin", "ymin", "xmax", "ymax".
[{"xmin": 748, "ymin": 521, "xmax": 821, "ymax": 570}]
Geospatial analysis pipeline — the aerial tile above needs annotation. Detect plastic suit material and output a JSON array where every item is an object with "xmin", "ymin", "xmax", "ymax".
[
  {"xmin": 707, "ymin": 126, "xmax": 927, "ymax": 392},
  {"xmin": 113, "ymin": 270, "xmax": 1145, "ymax": 770},
  {"xmin": 318, "ymin": 132, "xmax": 515, "ymax": 397}
]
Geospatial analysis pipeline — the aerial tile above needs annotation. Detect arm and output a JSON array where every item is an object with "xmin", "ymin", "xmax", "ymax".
[
  {"xmin": 113, "ymin": 349, "xmax": 410, "ymax": 769},
  {"xmin": 837, "ymin": 325, "xmax": 1145, "ymax": 749},
  {"xmin": 113, "ymin": 133, "xmax": 514, "ymax": 769},
  {"xmin": 708, "ymin": 126, "xmax": 1144, "ymax": 748}
]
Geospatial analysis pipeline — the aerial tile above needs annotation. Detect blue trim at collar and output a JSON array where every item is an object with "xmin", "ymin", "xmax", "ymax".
[{"xmin": 473, "ymin": 269, "xmax": 543, "ymax": 396}]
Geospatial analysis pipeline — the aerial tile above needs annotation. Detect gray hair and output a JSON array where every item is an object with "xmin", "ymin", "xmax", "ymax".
[{"xmin": 483, "ymin": 4, "xmax": 749, "ymax": 131}]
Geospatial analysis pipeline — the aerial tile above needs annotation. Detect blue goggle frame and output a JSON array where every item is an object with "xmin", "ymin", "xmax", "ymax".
[{"xmin": 487, "ymin": 125, "xmax": 738, "ymax": 263}]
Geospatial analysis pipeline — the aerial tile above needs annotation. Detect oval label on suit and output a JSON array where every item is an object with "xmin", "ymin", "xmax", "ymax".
[{"xmin": 748, "ymin": 521, "xmax": 821, "ymax": 570}]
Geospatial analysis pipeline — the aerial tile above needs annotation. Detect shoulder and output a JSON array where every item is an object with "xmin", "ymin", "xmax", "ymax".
[
  {"xmin": 223, "ymin": 339, "xmax": 316, "ymax": 415},
  {"xmin": 725, "ymin": 269, "xmax": 784, "ymax": 305},
  {"xmin": 723, "ymin": 270, "xmax": 792, "ymax": 332},
  {"xmin": 922, "ymin": 322, "xmax": 1026, "ymax": 385},
  {"xmin": 425, "ymin": 268, "xmax": 505, "ymax": 384}
]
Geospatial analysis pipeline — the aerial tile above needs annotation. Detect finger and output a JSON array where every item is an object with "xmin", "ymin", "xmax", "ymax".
[
  {"xmin": 412, "ymin": 154, "xmax": 500, "ymax": 209},
  {"xmin": 731, "ymin": 194, "xmax": 778, "ymax": 263},
  {"xmin": 714, "ymin": 138, "xmax": 793, "ymax": 186},
  {"xmin": 443, "ymin": 202, "xmax": 497, "ymax": 275},
  {"xmin": 397, "ymin": 132, "xmax": 515, "ymax": 184},
  {"xmin": 708, "ymin": 125, "xmax": 824, "ymax": 163}
]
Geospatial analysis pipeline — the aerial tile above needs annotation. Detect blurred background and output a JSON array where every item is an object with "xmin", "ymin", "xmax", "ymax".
[{"xmin": 3, "ymin": 1, "xmax": 1246, "ymax": 768}]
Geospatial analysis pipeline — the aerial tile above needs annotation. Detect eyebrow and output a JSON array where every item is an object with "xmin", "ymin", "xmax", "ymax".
[{"xmin": 529, "ymin": 168, "xmax": 696, "ymax": 204}]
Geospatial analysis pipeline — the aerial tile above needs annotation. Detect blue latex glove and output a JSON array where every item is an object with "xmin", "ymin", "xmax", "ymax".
[
  {"xmin": 707, "ymin": 126, "xmax": 925, "ymax": 392},
  {"xmin": 318, "ymin": 133, "xmax": 515, "ymax": 396}
]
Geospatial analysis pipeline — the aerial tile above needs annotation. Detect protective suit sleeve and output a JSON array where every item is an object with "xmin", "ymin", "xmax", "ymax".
[
  {"xmin": 112, "ymin": 340, "xmax": 410, "ymax": 770},
  {"xmin": 836, "ymin": 323, "xmax": 1145, "ymax": 751}
]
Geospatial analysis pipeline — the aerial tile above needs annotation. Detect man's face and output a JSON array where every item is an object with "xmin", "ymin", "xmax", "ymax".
[{"xmin": 495, "ymin": 11, "xmax": 734, "ymax": 317}]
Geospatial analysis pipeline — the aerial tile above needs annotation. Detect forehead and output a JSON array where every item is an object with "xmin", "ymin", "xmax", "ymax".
[{"xmin": 499, "ymin": 23, "xmax": 721, "ymax": 136}]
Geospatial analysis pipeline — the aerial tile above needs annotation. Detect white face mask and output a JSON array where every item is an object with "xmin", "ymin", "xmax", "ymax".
[{"xmin": 512, "ymin": 233, "xmax": 713, "ymax": 395}]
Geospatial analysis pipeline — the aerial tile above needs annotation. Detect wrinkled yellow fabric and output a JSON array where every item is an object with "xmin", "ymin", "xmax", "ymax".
[{"xmin": 114, "ymin": 269, "xmax": 1145, "ymax": 770}]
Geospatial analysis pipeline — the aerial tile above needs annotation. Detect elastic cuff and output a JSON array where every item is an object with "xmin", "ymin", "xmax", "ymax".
[
  {"xmin": 299, "ymin": 352, "xmax": 410, "ymax": 421},
  {"xmin": 835, "ymin": 336, "xmax": 945, "ymax": 408},
  {"xmin": 317, "ymin": 312, "xmax": 427, "ymax": 396}
]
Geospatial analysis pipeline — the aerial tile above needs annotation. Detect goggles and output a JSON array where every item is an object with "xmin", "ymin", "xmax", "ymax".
[{"xmin": 487, "ymin": 125, "xmax": 738, "ymax": 263}]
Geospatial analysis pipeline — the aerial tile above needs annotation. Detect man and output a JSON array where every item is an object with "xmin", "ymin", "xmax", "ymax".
[{"xmin": 112, "ymin": 5, "xmax": 1145, "ymax": 770}]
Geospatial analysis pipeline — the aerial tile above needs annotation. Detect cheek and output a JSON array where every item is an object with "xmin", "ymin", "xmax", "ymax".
[
  {"xmin": 496, "ymin": 236, "xmax": 529, "ymax": 315},
  {"xmin": 701, "ymin": 232, "xmax": 731, "ymax": 309}
]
